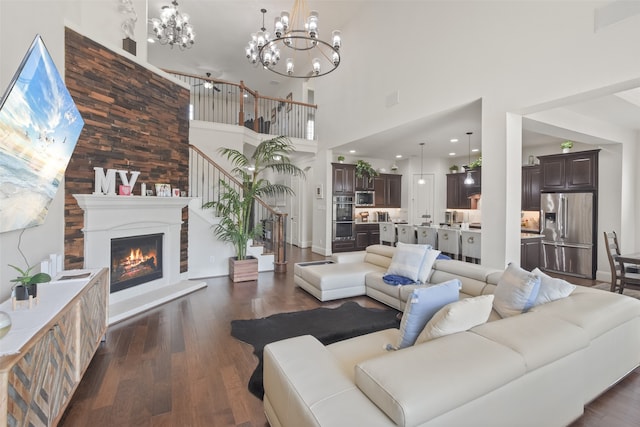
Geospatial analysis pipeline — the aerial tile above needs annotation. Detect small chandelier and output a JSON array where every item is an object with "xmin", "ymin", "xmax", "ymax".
[
  {"xmin": 151, "ymin": 0, "xmax": 195, "ymax": 50},
  {"xmin": 464, "ymin": 132, "xmax": 475, "ymax": 185},
  {"xmin": 245, "ymin": 1, "xmax": 342, "ymax": 78}
]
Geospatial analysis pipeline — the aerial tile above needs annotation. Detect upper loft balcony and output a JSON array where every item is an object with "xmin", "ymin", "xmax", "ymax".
[{"xmin": 168, "ymin": 71, "xmax": 318, "ymax": 143}]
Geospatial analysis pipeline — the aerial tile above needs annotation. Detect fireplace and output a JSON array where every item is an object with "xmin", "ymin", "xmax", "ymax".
[{"xmin": 110, "ymin": 233, "xmax": 163, "ymax": 293}]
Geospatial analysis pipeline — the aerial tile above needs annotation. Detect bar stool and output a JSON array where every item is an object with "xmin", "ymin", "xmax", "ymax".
[
  {"xmin": 461, "ymin": 230, "xmax": 481, "ymax": 264},
  {"xmin": 437, "ymin": 228, "xmax": 460, "ymax": 260},
  {"xmin": 397, "ymin": 224, "xmax": 417, "ymax": 244},
  {"xmin": 416, "ymin": 226, "xmax": 437, "ymax": 249},
  {"xmin": 379, "ymin": 222, "xmax": 397, "ymax": 246}
]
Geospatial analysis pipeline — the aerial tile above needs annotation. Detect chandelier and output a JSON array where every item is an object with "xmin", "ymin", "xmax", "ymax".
[
  {"xmin": 151, "ymin": 0, "xmax": 195, "ymax": 50},
  {"xmin": 244, "ymin": 1, "xmax": 342, "ymax": 78}
]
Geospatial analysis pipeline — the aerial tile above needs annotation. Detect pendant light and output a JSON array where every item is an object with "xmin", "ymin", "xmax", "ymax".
[
  {"xmin": 418, "ymin": 142, "xmax": 425, "ymax": 185},
  {"xmin": 464, "ymin": 132, "xmax": 475, "ymax": 185}
]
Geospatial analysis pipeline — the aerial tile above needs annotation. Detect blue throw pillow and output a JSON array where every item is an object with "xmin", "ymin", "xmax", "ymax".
[{"xmin": 391, "ymin": 279, "xmax": 461, "ymax": 350}]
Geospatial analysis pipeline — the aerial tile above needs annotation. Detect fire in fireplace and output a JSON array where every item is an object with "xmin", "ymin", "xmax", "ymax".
[{"xmin": 110, "ymin": 233, "xmax": 163, "ymax": 292}]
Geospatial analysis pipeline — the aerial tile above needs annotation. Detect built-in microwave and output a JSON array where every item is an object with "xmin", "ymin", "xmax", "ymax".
[{"xmin": 355, "ymin": 191, "xmax": 375, "ymax": 207}]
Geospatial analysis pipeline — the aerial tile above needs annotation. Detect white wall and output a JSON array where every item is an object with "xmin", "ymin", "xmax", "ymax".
[{"xmin": 312, "ymin": 1, "xmax": 640, "ymax": 269}]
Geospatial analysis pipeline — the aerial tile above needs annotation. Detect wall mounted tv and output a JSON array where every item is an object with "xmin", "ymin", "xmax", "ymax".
[{"xmin": 0, "ymin": 34, "xmax": 84, "ymax": 233}]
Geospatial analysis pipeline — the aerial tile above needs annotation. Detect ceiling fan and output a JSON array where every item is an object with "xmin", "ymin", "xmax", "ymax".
[{"xmin": 193, "ymin": 72, "xmax": 220, "ymax": 92}]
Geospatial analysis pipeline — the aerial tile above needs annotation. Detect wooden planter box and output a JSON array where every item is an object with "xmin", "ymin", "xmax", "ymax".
[{"xmin": 229, "ymin": 256, "xmax": 259, "ymax": 282}]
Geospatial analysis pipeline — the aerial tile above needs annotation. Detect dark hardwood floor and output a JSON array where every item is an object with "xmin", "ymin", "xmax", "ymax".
[{"xmin": 60, "ymin": 247, "xmax": 640, "ymax": 426}]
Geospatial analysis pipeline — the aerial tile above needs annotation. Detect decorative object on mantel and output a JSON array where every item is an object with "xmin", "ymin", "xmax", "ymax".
[
  {"xmin": 337, "ymin": 155, "xmax": 345, "ymax": 163},
  {"xmin": 561, "ymin": 140, "xmax": 573, "ymax": 153},
  {"xmin": 464, "ymin": 132, "xmax": 475, "ymax": 185},
  {"xmin": 449, "ymin": 164, "xmax": 459, "ymax": 173},
  {"xmin": 469, "ymin": 156, "xmax": 482, "ymax": 169},
  {"xmin": 355, "ymin": 160, "xmax": 379, "ymax": 180},
  {"xmin": 244, "ymin": 0, "xmax": 342, "ymax": 78},
  {"xmin": 155, "ymin": 183, "xmax": 171, "ymax": 197},
  {"xmin": 150, "ymin": 0, "xmax": 195, "ymax": 50},
  {"xmin": 203, "ymin": 136, "xmax": 305, "ymax": 282},
  {"xmin": 172, "ymin": 188, "xmax": 181, "ymax": 197}
]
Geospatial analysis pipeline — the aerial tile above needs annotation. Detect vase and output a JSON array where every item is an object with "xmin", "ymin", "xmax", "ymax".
[
  {"xmin": 562, "ymin": 148, "xmax": 571, "ymax": 153},
  {"xmin": 14, "ymin": 283, "xmax": 37, "ymax": 300}
]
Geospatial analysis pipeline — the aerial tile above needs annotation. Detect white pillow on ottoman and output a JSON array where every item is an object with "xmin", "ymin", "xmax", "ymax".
[
  {"xmin": 493, "ymin": 263, "xmax": 541, "ymax": 318},
  {"xmin": 391, "ymin": 279, "xmax": 461, "ymax": 350},
  {"xmin": 416, "ymin": 294, "xmax": 494, "ymax": 343},
  {"xmin": 532, "ymin": 267, "xmax": 576, "ymax": 306}
]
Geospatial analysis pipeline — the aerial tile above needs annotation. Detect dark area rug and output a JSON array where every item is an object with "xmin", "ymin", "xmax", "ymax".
[{"xmin": 230, "ymin": 301, "xmax": 400, "ymax": 399}]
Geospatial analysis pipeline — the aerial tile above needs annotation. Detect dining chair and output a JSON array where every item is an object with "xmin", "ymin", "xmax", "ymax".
[
  {"xmin": 416, "ymin": 226, "xmax": 437, "ymax": 249},
  {"xmin": 397, "ymin": 224, "xmax": 416, "ymax": 244},
  {"xmin": 379, "ymin": 222, "xmax": 397, "ymax": 246},
  {"xmin": 461, "ymin": 230, "xmax": 481, "ymax": 264},
  {"xmin": 603, "ymin": 231, "xmax": 640, "ymax": 293},
  {"xmin": 437, "ymin": 228, "xmax": 460, "ymax": 260}
]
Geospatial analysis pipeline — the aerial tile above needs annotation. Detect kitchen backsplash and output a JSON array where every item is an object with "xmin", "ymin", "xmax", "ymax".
[{"xmin": 521, "ymin": 210, "xmax": 540, "ymax": 231}]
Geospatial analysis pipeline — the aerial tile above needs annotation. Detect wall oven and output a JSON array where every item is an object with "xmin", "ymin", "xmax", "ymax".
[{"xmin": 333, "ymin": 195, "xmax": 354, "ymax": 240}]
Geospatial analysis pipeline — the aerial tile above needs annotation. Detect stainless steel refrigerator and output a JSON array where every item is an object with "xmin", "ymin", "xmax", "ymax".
[{"xmin": 541, "ymin": 192, "xmax": 596, "ymax": 279}]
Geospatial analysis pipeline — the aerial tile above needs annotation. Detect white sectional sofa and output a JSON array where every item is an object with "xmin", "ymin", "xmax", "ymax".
[{"xmin": 267, "ymin": 244, "xmax": 640, "ymax": 426}]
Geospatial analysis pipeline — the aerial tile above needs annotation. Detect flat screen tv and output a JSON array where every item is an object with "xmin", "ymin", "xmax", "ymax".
[{"xmin": 0, "ymin": 35, "xmax": 84, "ymax": 233}]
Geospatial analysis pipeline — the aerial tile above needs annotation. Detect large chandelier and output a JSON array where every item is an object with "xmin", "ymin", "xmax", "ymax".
[
  {"xmin": 245, "ymin": 1, "xmax": 342, "ymax": 78},
  {"xmin": 151, "ymin": 0, "xmax": 195, "ymax": 50}
]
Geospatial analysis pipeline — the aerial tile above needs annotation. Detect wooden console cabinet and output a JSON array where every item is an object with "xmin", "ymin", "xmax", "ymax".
[{"xmin": 0, "ymin": 268, "xmax": 108, "ymax": 426}]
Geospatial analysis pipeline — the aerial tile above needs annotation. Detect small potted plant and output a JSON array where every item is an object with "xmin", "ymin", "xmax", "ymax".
[
  {"xmin": 449, "ymin": 165, "xmax": 459, "ymax": 173},
  {"xmin": 337, "ymin": 155, "xmax": 345, "ymax": 163},
  {"xmin": 468, "ymin": 157, "xmax": 482, "ymax": 169},
  {"xmin": 561, "ymin": 141, "xmax": 573, "ymax": 153},
  {"xmin": 9, "ymin": 263, "xmax": 51, "ymax": 300}
]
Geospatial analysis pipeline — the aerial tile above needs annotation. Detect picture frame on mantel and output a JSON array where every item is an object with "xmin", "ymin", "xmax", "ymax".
[{"xmin": 155, "ymin": 183, "xmax": 171, "ymax": 197}]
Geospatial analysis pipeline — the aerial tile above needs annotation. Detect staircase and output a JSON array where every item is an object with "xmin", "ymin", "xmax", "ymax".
[{"xmin": 187, "ymin": 145, "xmax": 287, "ymax": 276}]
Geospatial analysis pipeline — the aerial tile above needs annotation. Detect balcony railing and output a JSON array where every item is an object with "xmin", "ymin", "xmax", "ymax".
[{"xmin": 167, "ymin": 70, "xmax": 317, "ymax": 141}]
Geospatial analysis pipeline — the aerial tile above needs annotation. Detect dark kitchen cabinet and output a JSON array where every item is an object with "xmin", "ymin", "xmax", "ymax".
[
  {"xmin": 521, "ymin": 238, "xmax": 542, "ymax": 271},
  {"xmin": 332, "ymin": 163, "xmax": 355, "ymax": 195},
  {"xmin": 355, "ymin": 175, "xmax": 375, "ymax": 191},
  {"xmin": 539, "ymin": 150, "xmax": 599, "ymax": 192},
  {"xmin": 521, "ymin": 165, "xmax": 541, "ymax": 211},
  {"xmin": 446, "ymin": 168, "xmax": 481, "ymax": 209},
  {"xmin": 355, "ymin": 223, "xmax": 380, "ymax": 250},
  {"xmin": 332, "ymin": 239, "xmax": 356, "ymax": 253},
  {"xmin": 374, "ymin": 174, "xmax": 402, "ymax": 208}
]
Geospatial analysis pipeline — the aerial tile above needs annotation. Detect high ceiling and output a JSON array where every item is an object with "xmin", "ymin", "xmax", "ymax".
[{"xmin": 146, "ymin": 0, "xmax": 640, "ymax": 161}]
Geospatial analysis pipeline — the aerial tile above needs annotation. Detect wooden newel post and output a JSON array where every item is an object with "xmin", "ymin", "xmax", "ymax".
[
  {"xmin": 274, "ymin": 213, "xmax": 287, "ymax": 273},
  {"xmin": 239, "ymin": 80, "xmax": 245, "ymax": 126}
]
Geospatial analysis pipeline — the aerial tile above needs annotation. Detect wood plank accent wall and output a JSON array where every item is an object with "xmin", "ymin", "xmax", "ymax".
[{"xmin": 63, "ymin": 28, "xmax": 190, "ymax": 272}]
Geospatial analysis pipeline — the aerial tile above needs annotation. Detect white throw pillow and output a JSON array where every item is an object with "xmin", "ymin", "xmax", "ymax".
[
  {"xmin": 417, "ymin": 248, "xmax": 441, "ymax": 284},
  {"xmin": 391, "ymin": 279, "xmax": 461, "ymax": 350},
  {"xmin": 386, "ymin": 242, "xmax": 431, "ymax": 282},
  {"xmin": 416, "ymin": 294, "xmax": 494, "ymax": 343},
  {"xmin": 531, "ymin": 268, "xmax": 576, "ymax": 306},
  {"xmin": 493, "ymin": 263, "xmax": 541, "ymax": 318}
]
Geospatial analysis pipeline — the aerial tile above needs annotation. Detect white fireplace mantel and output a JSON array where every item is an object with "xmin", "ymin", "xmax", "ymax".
[{"xmin": 73, "ymin": 194, "xmax": 206, "ymax": 324}]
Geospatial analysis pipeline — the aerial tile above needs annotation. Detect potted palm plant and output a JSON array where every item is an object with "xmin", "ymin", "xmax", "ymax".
[{"xmin": 204, "ymin": 136, "xmax": 304, "ymax": 282}]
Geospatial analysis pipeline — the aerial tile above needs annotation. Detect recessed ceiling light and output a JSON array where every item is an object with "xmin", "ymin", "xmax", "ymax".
[
  {"xmin": 349, "ymin": 150, "xmax": 356, "ymax": 153},
  {"xmin": 450, "ymin": 138, "xmax": 458, "ymax": 143},
  {"xmin": 471, "ymin": 148, "xmax": 479, "ymax": 152},
  {"xmin": 449, "ymin": 152, "xmax": 456, "ymax": 156},
  {"xmin": 147, "ymin": 37, "xmax": 156, "ymax": 44},
  {"xmin": 395, "ymin": 154, "xmax": 402, "ymax": 158}
]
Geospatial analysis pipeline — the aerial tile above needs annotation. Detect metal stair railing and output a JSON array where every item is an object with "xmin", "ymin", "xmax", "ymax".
[{"xmin": 189, "ymin": 145, "xmax": 288, "ymax": 272}]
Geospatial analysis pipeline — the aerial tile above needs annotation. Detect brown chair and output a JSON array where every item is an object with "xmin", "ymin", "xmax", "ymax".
[{"xmin": 603, "ymin": 231, "xmax": 640, "ymax": 293}]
